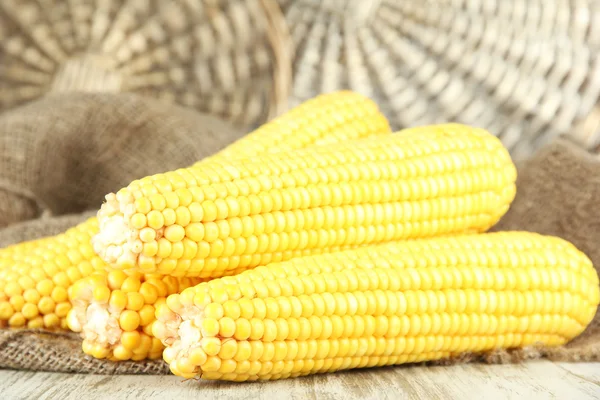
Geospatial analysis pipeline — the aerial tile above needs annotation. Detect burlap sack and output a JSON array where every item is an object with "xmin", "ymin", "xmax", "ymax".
[
  {"xmin": 0, "ymin": 137, "xmax": 599, "ymax": 374},
  {"xmin": 489, "ymin": 137, "xmax": 600, "ymax": 363},
  {"xmin": 0, "ymin": 92, "xmax": 245, "ymax": 227}
]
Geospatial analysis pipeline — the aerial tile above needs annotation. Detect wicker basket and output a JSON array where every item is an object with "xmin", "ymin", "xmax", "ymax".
[
  {"xmin": 0, "ymin": 0, "xmax": 292, "ymax": 128},
  {"xmin": 278, "ymin": 0, "xmax": 600, "ymax": 158}
]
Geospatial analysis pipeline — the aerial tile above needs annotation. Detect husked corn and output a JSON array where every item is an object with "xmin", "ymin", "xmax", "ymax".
[
  {"xmin": 0, "ymin": 90, "xmax": 390, "ymax": 329},
  {"xmin": 154, "ymin": 231, "xmax": 600, "ymax": 381},
  {"xmin": 94, "ymin": 124, "xmax": 517, "ymax": 278},
  {"xmin": 67, "ymin": 270, "xmax": 203, "ymax": 361}
]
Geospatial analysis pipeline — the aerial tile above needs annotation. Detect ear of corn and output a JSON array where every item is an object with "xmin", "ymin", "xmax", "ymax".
[
  {"xmin": 153, "ymin": 231, "xmax": 600, "ymax": 381},
  {"xmin": 94, "ymin": 124, "xmax": 517, "ymax": 278},
  {"xmin": 0, "ymin": 90, "xmax": 390, "ymax": 330}
]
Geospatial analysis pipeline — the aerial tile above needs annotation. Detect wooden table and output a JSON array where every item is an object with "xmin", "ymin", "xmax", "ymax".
[{"xmin": 1, "ymin": 360, "xmax": 599, "ymax": 399}]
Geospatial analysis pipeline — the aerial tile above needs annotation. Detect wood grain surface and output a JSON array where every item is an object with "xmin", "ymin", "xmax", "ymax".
[{"xmin": 1, "ymin": 360, "xmax": 599, "ymax": 400}]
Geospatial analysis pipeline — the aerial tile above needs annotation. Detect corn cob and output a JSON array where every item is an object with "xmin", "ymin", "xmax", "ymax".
[
  {"xmin": 0, "ymin": 90, "xmax": 391, "ymax": 330},
  {"xmin": 153, "ymin": 231, "xmax": 600, "ymax": 381},
  {"xmin": 93, "ymin": 124, "xmax": 517, "ymax": 278},
  {"xmin": 67, "ymin": 270, "xmax": 203, "ymax": 361}
]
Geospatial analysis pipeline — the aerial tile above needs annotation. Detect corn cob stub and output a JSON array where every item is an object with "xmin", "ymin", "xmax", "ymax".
[
  {"xmin": 0, "ymin": 90, "xmax": 390, "ymax": 330},
  {"xmin": 93, "ymin": 124, "xmax": 517, "ymax": 278},
  {"xmin": 67, "ymin": 270, "xmax": 204, "ymax": 361},
  {"xmin": 0, "ymin": 218, "xmax": 101, "ymax": 329},
  {"xmin": 153, "ymin": 232, "xmax": 600, "ymax": 381}
]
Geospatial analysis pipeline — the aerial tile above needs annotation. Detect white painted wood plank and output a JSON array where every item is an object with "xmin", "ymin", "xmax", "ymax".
[{"xmin": 1, "ymin": 361, "xmax": 599, "ymax": 400}]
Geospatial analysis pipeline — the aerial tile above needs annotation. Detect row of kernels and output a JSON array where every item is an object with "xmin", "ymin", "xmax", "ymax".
[
  {"xmin": 133, "ymin": 191, "xmax": 505, "ymax": 251},
  {"xmin": 160, "ymin": 244, "xmax": 364, "ymax": 276},
  {"xmin": 187, "ymin": 333, "xmax": 568, "ymax": 367},
  {"xmin": 173, "ymin": 351, "xmax": 449, "ymax": 381},
  {"xmin": 190, "ymin": 287, "xmax": 590, "ymax": 324},
  {"xmin": 139, "ymin": 213, "xmax": 492, "ymax": 266},
  {"xmin": 171, "ymin": 330, "xmax": 563, "ymax": 380},
  {"xmin": 156, "ymin": 222, "xmax": 595, "ymax": 279},
  {"xmin": 201, "ymin": 255, "xmax": 596, "ymax": 296},
  {"xmin": 127, "ymin": 141, "xmax": 513, "ymax": 221},
  {"xmin": 212, "ymin": 312, "xmax": 581, "ymax": 342}
]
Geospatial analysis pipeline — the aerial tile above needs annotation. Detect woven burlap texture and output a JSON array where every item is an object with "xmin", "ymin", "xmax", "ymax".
[
  {"xmin": 0, "ymin": 92, "xmax": 244, "ymax": 228},
  {"xmin": 0, "ymin": 135, "xmax": 598, "ymax": 374}
]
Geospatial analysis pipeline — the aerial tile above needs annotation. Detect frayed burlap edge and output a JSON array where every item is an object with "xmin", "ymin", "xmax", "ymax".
[{"xmin": 0, "ymin": 329, "xmax": 169, "ymax": 374}]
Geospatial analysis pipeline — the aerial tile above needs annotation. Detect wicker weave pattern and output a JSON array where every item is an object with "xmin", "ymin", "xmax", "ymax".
[
  {"xmin": 279, "ymin": 0, "xmax": 600, "ymax": 158},
  {"xmin": 0, "ymin": 0, "xmax": 291, "ymax": 127}
]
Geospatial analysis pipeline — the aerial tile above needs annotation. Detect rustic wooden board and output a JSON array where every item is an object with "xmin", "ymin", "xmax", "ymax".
[{"xmin": 1, "ymin": 360, "xmax": 599, "ymax": 399}]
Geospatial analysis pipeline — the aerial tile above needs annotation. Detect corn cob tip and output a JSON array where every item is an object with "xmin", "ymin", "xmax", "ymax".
[
  {"xmin": 67, "ymin": 272, "xmax": 129, "ymax": 359},
  {"xmin": 153, "ymin": 292, "xmax": 209, "ymax": 379},
  {"xmin": 67, "ymin": 270, "xmax": 204, "ymax": 361},
  {"xmin": 93, "ymin": 192, "xmax": 139, "ymax": 268}
]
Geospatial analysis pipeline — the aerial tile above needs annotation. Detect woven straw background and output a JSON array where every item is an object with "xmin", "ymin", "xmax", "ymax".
[
  {"xmin": 2, "ymin": 1, "xmax": 600, "ymax": 157},
  {"xmin": 0, "ymin": 0, "xmax": 293, "ymax": 128},
  {"xmin": 276, "ymin": 0, "xmax": 600, "ymax": 159}
]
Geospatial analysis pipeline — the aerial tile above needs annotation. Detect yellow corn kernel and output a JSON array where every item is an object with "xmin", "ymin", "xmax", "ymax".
[
  {"xmin": 131, "ymin": 213, "xmax": 147, "ymax": 230},
  {"xmin": 139, "ymin": 283, "xmax": 158, "ymax": 304},
  {"xmin": 113, "ymin": 344, "xmax": 134, "ymax": 361},
  {"xmin": 43, "ymin": 314, "xmax": 60, "ymax": 328},
  {"xmin": 147, "ymin": 210, "xmax": 165, "ymax": 230},
  {"xmin": 55, "ymin": 302, "xmax": 71, "ymax": 318},
  {"xmin": 164, "ymin": 225, "xmax": 185, "ymax": 243},
  {"xmin": 122, "ymin": 331, "xmax": 142, "ymax": 350},
  {"xmin": 162, "ymin": 209, "xmax": 177, "ymax": 226},
  {"xmin": 21, "ymin": 303, "xmax": 39, "ymax": 319},
  {"xmin": 37, "ymin": 297, "xmax": 55, "ymax": 315},
  {"xmin": 93, "ymin": 286, "xmax": 111, "ymax": 303},
  {"xmin": 139, "ymin": 228, "xmax": 157, "ymax": 243},
  {"xmin": 154, "ymin": 232, "xmax": 600, "ymax": 381},
  {"xmin": 139, "ymin": 305, "xmax": 156, "ymax": 326},
  {"xmin": 23, "ymin": 289, "xmax": 41, "ymax": 304},
  {"xmin": 121, "ymin": 277, "xmax": 142, "ymax": 293},
  {"xmin": 107, "ymin": 270, "xmax": 127, "ymax": 290},
  {"xmin": 108, "ymin": 289, "xmax": 127, "ymax": 311},
  {"xmin": 126, "ymin": 292, "xmax": 145, "ymax": 311},
  {"xmin": 51, "ymin": 286, "xmax": 68, "ymax": 303},
  {"xmin": 36, "ymin": 280, "xmax": 54, "ymax": 297},
  {"xmin": 119, "ymin": 310, "xmax": 140, "ymax": 332},
  {"xmin": 27, "ymin": 316, "xmax": 44, "ymax": 329},
  {"xmin": 9, "ymin": 295, "xmax": 25, "ymax": 312},
  {"xmin": 9, "ymin": 313, "xmax": 25, "ymax": 327}
]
